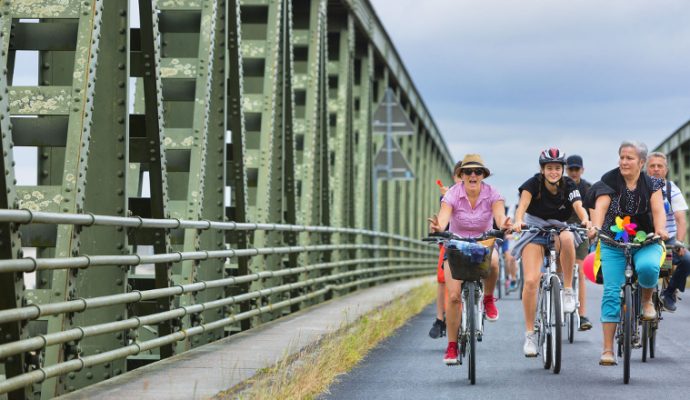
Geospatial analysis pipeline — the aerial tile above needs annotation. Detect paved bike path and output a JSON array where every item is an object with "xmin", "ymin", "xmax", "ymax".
[{"xmin": 324, "ymin": 283, "xmax": 690, "ymax": 399}]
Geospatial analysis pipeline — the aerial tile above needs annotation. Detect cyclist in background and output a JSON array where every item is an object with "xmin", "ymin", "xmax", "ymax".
[
  {"xmin": 565, "ymin": 155, "xmax": 593, "ymax": 331},
  {"xmin": 428, "ymin": 154, "xmax": 511, "ymax": 365},
  {"xmin": 646, "ymin": 152, "xmax": 690, "ymax": 312},
  {"xmin": 588, "ymin": 141, "xmax": 667, "ymax": 366},
  {"xmin": 511, "ymin": 148, "xmax": 590, "ymax": 357},
  {"xmin": 429, "ymin": 162, "xmax": 463, "ymax": 339}
]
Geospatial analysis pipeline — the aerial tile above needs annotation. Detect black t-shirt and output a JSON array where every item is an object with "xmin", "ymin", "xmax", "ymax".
[
  {"xmin": 518, "ymin": 174, "xmax": 582, "ymax": 221},
  {"xmin": 567, "ymin": 178, "xmax": 592, "ymax": 222}
]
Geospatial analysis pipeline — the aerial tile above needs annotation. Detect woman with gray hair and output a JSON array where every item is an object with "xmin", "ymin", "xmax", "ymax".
[{"xmin": 588, "ymin": 141, "xmax": 668, "ymax": 366}]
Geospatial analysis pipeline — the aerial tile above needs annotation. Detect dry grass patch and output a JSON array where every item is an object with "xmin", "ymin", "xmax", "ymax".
[{"xmin": 216, "ymin": 282, "xmax": 435, "ymax": 400}]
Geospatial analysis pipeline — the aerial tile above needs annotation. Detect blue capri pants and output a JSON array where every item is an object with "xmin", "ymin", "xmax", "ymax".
[{"xmin": 599, "ymin": 242, "xmax": 664, "ymax": 323}]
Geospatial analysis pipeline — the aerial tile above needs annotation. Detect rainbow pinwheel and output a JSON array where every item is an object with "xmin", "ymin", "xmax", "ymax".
[{"xmin": 609, "ymin": 216, "xmax": 638, "ymax": 243}]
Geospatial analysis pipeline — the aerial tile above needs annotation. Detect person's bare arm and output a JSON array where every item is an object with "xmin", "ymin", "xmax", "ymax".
[{"xmin": 512, "ymin": 191, "xmax": 532, "ymax": 233}]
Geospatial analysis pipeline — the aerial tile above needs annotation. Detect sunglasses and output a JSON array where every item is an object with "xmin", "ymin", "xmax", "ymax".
[
  {"xmin": 567, "ymin": 167, "xmax": 581, "ymax": 172},
  {"xmin": 461, "ymin": 168, "xmax": 485, "ymax": 176}
]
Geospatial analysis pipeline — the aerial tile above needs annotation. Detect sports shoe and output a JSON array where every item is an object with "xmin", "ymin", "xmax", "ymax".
[
  {"xmin": 523, "ymin": 331, "xmax": 538, "ymax": 357},
  {"xmin": 428, "ymin": 318, "xmax": 446, "ymax": 338},
  {"xmin": 484, "ymin": 295, "xmax": 499, "ymax": 321},
  {"xmin": 444, "ymin": 342, "xmax": 459, "ymax": 365},
  {"xmin": 563, "ymin": 288, "xmax": 576, "ymax": 313},
  {"xmin": 660, "ymin": 290, "xmax": 677, "ymax": 312},
  {"xmin": 578, "ymin": 315, "xmax": 593, "ymax": 331}
]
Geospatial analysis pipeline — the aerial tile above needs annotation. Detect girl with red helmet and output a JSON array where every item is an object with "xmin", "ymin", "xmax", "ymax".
[{"xmin": 511, "ymin": 148, "xmax": 591, "ymax": 357}]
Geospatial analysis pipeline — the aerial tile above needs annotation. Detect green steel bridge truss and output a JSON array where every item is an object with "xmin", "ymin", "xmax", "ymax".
[{"xmin": 0, "ymin": 0, "xmax": 454, "ymax": 398}]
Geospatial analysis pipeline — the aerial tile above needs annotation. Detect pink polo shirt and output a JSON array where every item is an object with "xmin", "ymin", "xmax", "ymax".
[{"xmin": 442, "ymin": 182, "xmax": 504, "ymax": 238}]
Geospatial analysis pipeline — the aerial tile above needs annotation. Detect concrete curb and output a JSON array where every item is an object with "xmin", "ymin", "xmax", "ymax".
[{"xmin": 58, "ymin": 277, "xmax": 433, "ymax": 400}]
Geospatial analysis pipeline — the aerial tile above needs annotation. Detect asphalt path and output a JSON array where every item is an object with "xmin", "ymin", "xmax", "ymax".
[{"xmin": 324, "ymin": 282, "xmax": 690, "ymax": 399}]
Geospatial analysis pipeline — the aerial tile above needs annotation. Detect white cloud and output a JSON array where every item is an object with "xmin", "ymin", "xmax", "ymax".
[{"xmin": 371, "ymin": 0, "xmax": 690, "ymax": 206}]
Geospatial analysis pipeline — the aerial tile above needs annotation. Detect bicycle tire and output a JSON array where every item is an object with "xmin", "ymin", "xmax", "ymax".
[
  {"xmin": 540, "ymin": 286, "xmax": 551, "ymax": 370},
  {"xmin": 649, "ymin": 322, "xmax": 656, "ymax": 359},
  {"xmin": 568, "ymin": 310, "xmax": 575, "ymax": 344},
  {"xmin": 623, "ymin": 285, "xmax": 633, "ymax": 384},
  {"xmin": 641, "ymin": 320, "xmax": 648, "ymax": 362},
  {"xmin": 550, "ymin": 275, "xmax": 562, "ymax": 374},
  {"xmin": 467, "ymin": 282, "xmax": 476, "ymax": 384},
  {"xmin": 518, "ymin": 259, "xmax": 525, "ymax": 300},
  {"xmin": 497, "ymin": 258, "xmax": 504, "ymax": 299}
]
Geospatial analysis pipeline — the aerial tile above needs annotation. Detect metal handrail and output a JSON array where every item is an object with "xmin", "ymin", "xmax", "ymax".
[{"xmin": 0, "ymin": 209, "xmax": 436, "ymax": 396}]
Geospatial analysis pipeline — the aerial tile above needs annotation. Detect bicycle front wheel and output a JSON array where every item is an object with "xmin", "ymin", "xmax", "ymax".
[
  {"xmin": 623, "ymin": 285, "xmax": 633, "ymax": 384},
  {"xmin": 641, "ymin": 320, "xmax": 649, "ymax": 362},
  {"xmin": 549, "ymin": 275, "xmax": 562, "ymax": 374},
  {"xmin": 467, "ymin": 282, "xmax": 476, "ymax": 385}
]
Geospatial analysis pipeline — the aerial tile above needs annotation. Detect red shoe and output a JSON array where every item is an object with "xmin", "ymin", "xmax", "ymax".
[
  {"xmin": 484, "ymin": 294, "xmax": 499, "ymax": 321},
  {"xmin": 443, "ymin": 342, "xmax": 459, "ymax": 365}
]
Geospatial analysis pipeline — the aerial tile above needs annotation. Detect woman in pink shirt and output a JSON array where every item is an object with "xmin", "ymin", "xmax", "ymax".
[{"xmin": 429, "ymin": 154, "xmax": 511, "ymax": 365}]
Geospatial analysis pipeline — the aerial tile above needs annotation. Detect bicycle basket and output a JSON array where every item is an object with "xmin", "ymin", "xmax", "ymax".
[{"xmin": 446, "ymin": 238, "xmax": 494, "ymax": 281}]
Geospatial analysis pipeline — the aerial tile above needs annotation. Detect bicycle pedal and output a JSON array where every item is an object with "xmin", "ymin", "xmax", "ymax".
[{"xmin": 477, "ymin": 336, "xmax": 483, "ymax": 342}]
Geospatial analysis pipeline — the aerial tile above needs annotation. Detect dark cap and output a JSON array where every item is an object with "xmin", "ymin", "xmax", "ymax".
[{"xmin": 566, "ymin": 155, "xmax": 583, "ymax": 168}]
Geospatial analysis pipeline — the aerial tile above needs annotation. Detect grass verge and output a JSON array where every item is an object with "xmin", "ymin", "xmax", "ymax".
[{"xmin": 215, "ymin": 281, "xmax": 436, "ymax": 400}]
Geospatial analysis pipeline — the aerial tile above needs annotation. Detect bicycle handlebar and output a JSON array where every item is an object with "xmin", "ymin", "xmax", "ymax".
[
  {"xmin": 597, "ymin": 232, "xmax": 661, "ymax": 248},
  {"xmin": 423, "ymin": 229, "xmax": 505, "ymax": 244},
  {"xmin": 522, "ymin": 224, "xmax": 588, "ymax": 235}
]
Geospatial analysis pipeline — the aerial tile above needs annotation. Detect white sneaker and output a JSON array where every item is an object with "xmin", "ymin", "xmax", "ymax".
[
  {"xmin": 563, "ymin": 288, "xmax": 576, "ymax": 313},
  {"xmin": 523, "ymin": 331, "xmax": 538, "ymax": 357}
]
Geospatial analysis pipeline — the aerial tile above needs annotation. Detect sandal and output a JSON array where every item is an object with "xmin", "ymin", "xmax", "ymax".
[
  {"xmin": 642, "ymin": 301, "xmax": 657, "ymax": 321},
  {"xmin": 599, "ymin": 350, "xmax": 617, "ymax": 366}
]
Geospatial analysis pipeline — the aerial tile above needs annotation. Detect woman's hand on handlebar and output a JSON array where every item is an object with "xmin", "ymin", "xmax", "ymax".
[
  {"xmin": 501, "ymin": 217, "xmax": 513, "ymax": 232},
  {"xmin": 511, "ymin": 220, "xmax": 523, "ymax": 233}
]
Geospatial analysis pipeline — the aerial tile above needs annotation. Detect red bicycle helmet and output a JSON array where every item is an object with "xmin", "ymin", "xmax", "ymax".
[{"xmin": 539, "ymin": 148, "xmax": 566, "ymax": 166}]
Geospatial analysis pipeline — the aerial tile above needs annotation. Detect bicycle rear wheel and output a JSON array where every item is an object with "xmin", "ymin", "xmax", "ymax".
[
  {"xmin": 467, "ymin": 282, "xmax": 476, "ymax": 385},
  {"xmin": 550, "ymin": 275, "xmax": 562, "ymax": 374},
  {"xmin": 623, "ymin": 285, "xmax": 633, "ymax": 384}
]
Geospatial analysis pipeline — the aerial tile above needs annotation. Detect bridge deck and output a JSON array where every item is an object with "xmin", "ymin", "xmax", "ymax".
[{"xmin": 57, "ymin": 278, "xmax": 431, "ymax": 400}]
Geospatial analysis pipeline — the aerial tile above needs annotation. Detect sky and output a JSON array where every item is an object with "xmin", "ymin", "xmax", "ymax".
[{"xmin": 370, "ymin": 0, "xmax": 690, "ymax": 206}]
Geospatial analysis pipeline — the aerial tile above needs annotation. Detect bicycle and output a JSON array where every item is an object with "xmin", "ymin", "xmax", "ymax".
[
  {"xmin": 566, "ymin": 228, "xmax": 588, "ymax": 344},
  {"xmin": 597, "ymin": 232, "xmax": 661, "ymax": 384},
  {"xmin": 423, "ymin": 229, "xmax": 504, "ymax": 385},
  {"xmin": 523, "ymin": 224, "xmax": 584, "ymax": 374},
  {"xmin": 642, "ymin": 239, "xmax": 685, "ymax": 362},
  {"xmin": 497, "ymin": 246, "xmax": 506, "ymax": 299}
]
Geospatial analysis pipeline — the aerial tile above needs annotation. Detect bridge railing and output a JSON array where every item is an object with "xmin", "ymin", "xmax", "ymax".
[{"xmin": 0, "ymin": 209, "xmax": 435, "ymax": 395}]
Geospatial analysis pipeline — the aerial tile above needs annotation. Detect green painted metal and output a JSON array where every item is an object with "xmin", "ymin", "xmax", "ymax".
[
  {"xmin": 0, "ymin": 34, "xmax": 29, "ymax": 400},
  {"xmin": 157, "ymin": 0, "xmax": 218, "ymax": 352},
  {"xmin": 225, "ymin": 0, "xmax": 250, "ymax": 332},
  {"xmin": 70, "ymin": 0, "xmax": 129, "ymax": 391},
  {"xmin": 0, "ymin": 0, "xmax": 455, "ymax": 397}
]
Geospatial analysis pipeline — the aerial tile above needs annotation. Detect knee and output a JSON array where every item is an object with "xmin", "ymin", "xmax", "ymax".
[
  {"xmin": 637, "ymin": 264, "xmax": 660, "ymax": 288},
  {"xmin": 449, "ymin": 291, "xmax": 462, "ymax": 304},
  {"xmin": 524, "ymin": 276, "xmax": 540, "ymax": 291}
]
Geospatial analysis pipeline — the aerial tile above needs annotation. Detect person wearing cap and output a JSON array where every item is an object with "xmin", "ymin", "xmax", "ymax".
[
  {"xmin": 565, "ymin": 155, "xmax": 593, "ymax": 331},
  {"xmin": 428, "ymin": 154, "xmax": 511, "ymax": 365},
  {"xmin": 646, "ymin": 151, "xmax": 690, "ymax": 312},
  {"xmin": 511, "ymin": 148, "xmax": 591, "ymax": 357}
]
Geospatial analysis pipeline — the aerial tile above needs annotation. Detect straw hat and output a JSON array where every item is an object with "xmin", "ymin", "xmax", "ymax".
[{"xmin": 458, "ymin": 154, "xmax": 491, "ymax": 177}]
